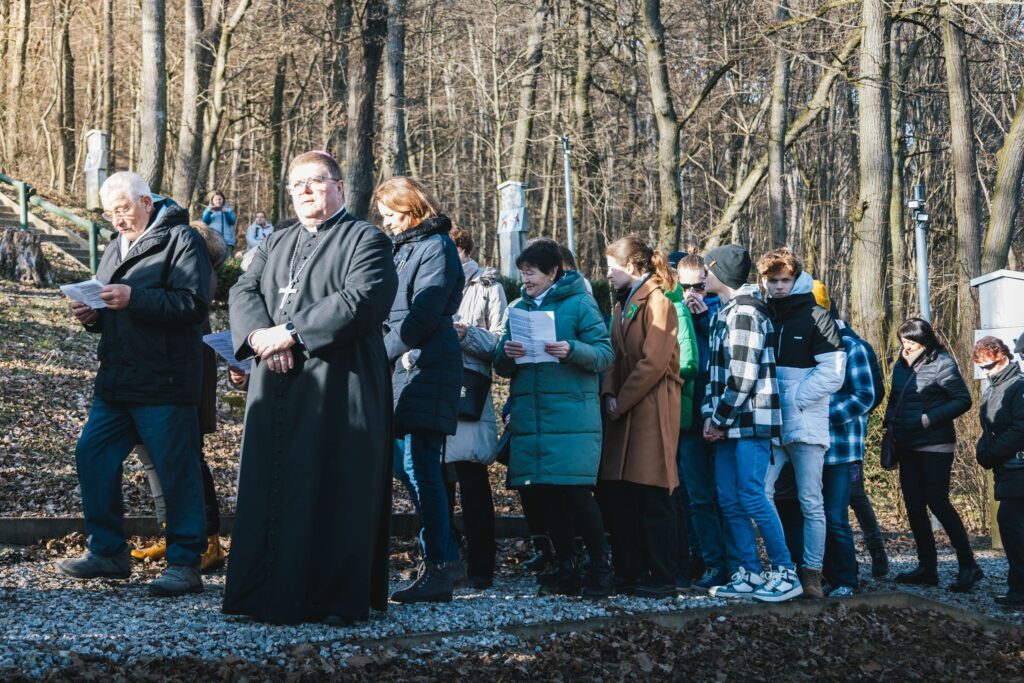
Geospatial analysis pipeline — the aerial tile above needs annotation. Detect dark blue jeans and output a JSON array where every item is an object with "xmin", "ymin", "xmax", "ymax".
[
  {"xmin": 822, "ymin": 462, "xmax": 858, "ymax": 589},
  {"xmin": 393, "ymin": 430, "xmax": 459, "ymax": 564},
  {"xmin": 678, "ymin": 432, "xmax": 730, "ymax": 573},
  {"xmin": 76, "ymin": 397, "xmax": 205, "ymax": 566}
]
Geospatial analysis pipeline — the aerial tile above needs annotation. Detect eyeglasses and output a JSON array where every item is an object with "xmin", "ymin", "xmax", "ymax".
[
  {"xmin": 681, "ymin": 282, "xmax": 706, "ymax": 292},
  {"xmin": 978, "ymin": 360, "xmax": 1000, "ymax": 371},
  {"xmin": 288, "ymin": 175, "xmax": 339, "ymax": 195},
  {"xmin": 101, "ymin": 201, "xmax": 139, "ymax": 222}
]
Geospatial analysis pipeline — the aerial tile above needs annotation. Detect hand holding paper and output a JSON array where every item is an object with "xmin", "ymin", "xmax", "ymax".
[
  {"xmin": 60, "ymin": 278, "xmax": 107, "ymax": 310},
  {"xmin": 508, "ymin": 308, "xmax": 559, "ymax": 364}
]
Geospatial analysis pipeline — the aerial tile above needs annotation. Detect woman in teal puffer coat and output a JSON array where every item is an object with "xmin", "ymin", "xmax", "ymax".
[{"xmin": 494, "ymin": 238, "xmax": 613, "ymax": 598}]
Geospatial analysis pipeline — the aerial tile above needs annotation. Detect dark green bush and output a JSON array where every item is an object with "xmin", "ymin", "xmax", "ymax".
[{"xmin": 216, "ymin": 257, "xmax": 243, "ymax": 302}]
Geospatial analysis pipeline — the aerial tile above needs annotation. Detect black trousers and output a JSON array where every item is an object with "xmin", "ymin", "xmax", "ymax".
[
  {"xmin": 998, "ymin": 498, "xmax": 1024, "ymax": 595},
  {"xmin": 849, "ymin": 461, "xmax": 884, "ymax": 555},
  {"xmin": 671, "ymin": 483, "xmax": 691, "ymax": 576},
  {"xmin": 200, "ymin": 455, "xmax": 220, "ymax": 536},
  {"xmin": 445, "ymin": 461, "xmax": 496, "ymax": 580},
  {"xmin": 529, "ymin": 484, "xmax": 607, "ymax": 570},
  {"xmin": 518, "ymin": 484, "xmax": 548, "ymax": 536},
  {"xmin": 601, "ymin": 480, "xmax": 677, "ymax": 586},
  {"xmin": 898, "ymin": 450, "xmax": 975, "ymax": 570}
]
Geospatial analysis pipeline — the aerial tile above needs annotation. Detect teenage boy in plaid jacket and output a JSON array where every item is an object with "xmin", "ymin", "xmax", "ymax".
[
  {"xmin": 814, "ymin": 284, "xmax": 876, "ymax": 596},
  {"xmin": 700, "ymin": 245, "xmax": 802, "ymax": 603}
]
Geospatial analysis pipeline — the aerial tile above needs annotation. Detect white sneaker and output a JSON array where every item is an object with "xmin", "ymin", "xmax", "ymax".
[
  {"xmin": 751, "ymin": 565, "xmax": 803, "ymax": 603},
  {"xmin": 709, "ymin": 567, "xmax": 764, "ymax": 599}
]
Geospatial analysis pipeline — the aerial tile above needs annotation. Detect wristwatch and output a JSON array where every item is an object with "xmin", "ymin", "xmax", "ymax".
[{"xmin": 285, "ymin": 321, "xmax": 300, "ymax": 344}]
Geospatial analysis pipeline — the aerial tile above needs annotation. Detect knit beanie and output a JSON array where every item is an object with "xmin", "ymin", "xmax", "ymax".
[
  {"xmin": 704, "ymin": 245, "xmax": 750, "ymax": 290},
  {"xmin": 812, "ymin": 279, "xmax": 830, "ymax": 311}
]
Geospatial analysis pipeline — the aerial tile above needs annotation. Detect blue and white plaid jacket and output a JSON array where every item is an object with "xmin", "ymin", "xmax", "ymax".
[
  {"xmin": 826, "ymin": 333, "xmax": 876, "ymax": 465},
  {"xmin": 701, "ymin": 284, "xmax": 781, "ymax": 441}
]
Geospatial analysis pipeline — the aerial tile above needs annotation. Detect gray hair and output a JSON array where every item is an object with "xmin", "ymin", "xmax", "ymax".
[{"xmin": 100, "ymin": 172, "xmax": 152, "ymax": 207}]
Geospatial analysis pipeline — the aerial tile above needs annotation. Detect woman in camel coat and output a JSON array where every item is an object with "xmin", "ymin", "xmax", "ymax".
[{"xmin": 600, "ymin": 235, "xmax": 682, "ymax": 599}]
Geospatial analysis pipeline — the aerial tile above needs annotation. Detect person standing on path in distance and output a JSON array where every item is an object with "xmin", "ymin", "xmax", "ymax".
[
  {"xmin": 756, "ymin": 249, "xmax": 846, "ymax": 600},
  {"xmin": 56, "ymin": 171, "xmax": 211, "ymax": 597},
  {"xmin": 600, "ymin": 236, "xmax": 684, "ymax": 599},
  {"xmin": 676, "ymin": 253, "xmax": 732, "ymax": 592},
  {"xmin": 245, "ymin": 211, "xmax": 274, "ymax": 250},
  {"xmin": 225, "ymin": 150, "xmax": 398, "ymax": 625},
  {"xmin": 973, "ymin": 336, "xmax": 1024, "ymax": 607},
  {"xmin": 442, "ymin": 224, "xmax": 506, "ymax": 590},
  {"xmin": 202, "ymin": 190, "xmax": 237, "ymax": 253},
  {"xmin": 700, "ymin": 245, "xmax": 802, "ymax": 603},
  {"xmin": 811, "ymin": 281, "xmax": 874, "ymax": 597},
  {"xmin": 888, "ymin": 317, "xmax": 981, "ymax": 593},
  {"xmin": 494, "ymin": 238, "xmax": 615, "ymax": 598},
  {"xmin": 377, "ymin": 177, "xmax": 466, "ymax": 604}
]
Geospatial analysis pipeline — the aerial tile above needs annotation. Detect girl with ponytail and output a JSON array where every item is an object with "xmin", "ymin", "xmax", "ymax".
[{"xmin": 600, "ymin": 235, "xmax": 686, "ymax": 598}]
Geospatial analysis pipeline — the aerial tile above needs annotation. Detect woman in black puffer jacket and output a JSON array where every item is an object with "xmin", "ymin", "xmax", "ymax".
[
  {"xmin": 886, "ymin": 318, "xmax": 980, "ymax": 592},
  {"xmin": 376, "ymin": 176, "xmax": 465, "ymax": 605},
  {"xmin": 973, "ymin": 336, "xmax": 1024, "ymax": 607}
]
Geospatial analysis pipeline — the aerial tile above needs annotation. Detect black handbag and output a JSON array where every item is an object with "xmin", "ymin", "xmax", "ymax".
[
  {"xmin": 458, "ymin": 368, "xmax": 492, "ymax": 421},
  {"xmin": 881, "ymin": 366, "xmax": 918, "ymax": 471}
]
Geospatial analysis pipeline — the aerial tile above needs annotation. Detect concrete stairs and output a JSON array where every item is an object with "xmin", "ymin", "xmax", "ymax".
[{"xmin": 0, "ymin": 199, "xmax": 94, "ymax": 270}]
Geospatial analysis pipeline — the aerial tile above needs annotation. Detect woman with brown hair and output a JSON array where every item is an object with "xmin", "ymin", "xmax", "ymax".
[
  {"xmin": 601, "ymin": 235, "xmax": 682, "ymax": 598},
  {"xmin": 376, "ymin": 176, "xmax": 466, "ymax": 604}
]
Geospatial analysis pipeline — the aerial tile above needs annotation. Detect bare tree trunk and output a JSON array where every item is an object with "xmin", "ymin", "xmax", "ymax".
[
  {"xmin": 344, "ymin": 0, "xmax": 387, "ymax": 219},
  {"xmin": 5, "ymin": 0, "xmax": 30, "ymax": 163},
  {"xmin": 172, "ymin": 0, "xmax": 220, "ymax": 208},
  {"xmin": 56, "ymin": 0, "xmax": 75, "ymax": 193},
  {"xmin": 641, "ymin": 0, "xmax": 681, "ymax": 248},
  {"xmin": 268, "ymin": 55, "xmax": 286, "ymax": 224},
  {"xmin": 983, "ymin": 83, "xmax": 1024, "ymax": 273},
  {"xmin": 196, "ymin": 0, "xmax": 251, "ymax": 201},
  {"xmin": 507, "ymin": 0, "xmax": 549, "ymax": 183},
  {"xmin": 767, "ymin": 1, "xmax": 790, "ymax": 248},
  {"xmin": 381, "ymin": 0, "xmax": 407, "ymax": 178},
  {"xmin": 138, "ymin": 0, "xmax": 167, "ymax": 192},
  {"xmin": 850, "ymin": 0, "xmax": 892, "ymax": 353},
  {"xmin": 573, "ymin": 0, "xmax": 601, "ymax": 256},
  {"xmin": 102, "ymin": 0, "xmax": 114, "ymax": 163}
]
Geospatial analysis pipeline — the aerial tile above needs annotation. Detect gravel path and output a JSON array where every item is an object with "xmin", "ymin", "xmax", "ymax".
[{"xmin": 1, "ymin": 534, "xmax": 1020, "ymax": 679}]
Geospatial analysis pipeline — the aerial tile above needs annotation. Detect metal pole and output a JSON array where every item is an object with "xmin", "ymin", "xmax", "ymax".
[
  {"xmin": 561, "ymin": 133, "xmax": 575, "ymax": 255},
  {"xmin": 89, "ymin": 225, "xmax": 99, "ymax": 273},
  {"xmin": 17, "ymin": 182, "xmax": 29, "ymax": 231},
  {"xmin": 909, "ymin": 183, "xmax": 931, "ymax": 322}
]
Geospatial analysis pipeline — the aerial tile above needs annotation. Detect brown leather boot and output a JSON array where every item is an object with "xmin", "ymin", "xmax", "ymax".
[
  {"xmin": 200, "ymin": 535, "xmax": 227, "ymax": 573},
  {"xmin": 800, "ymin": 567, "xmax": 824, "ymax": 599},
  {"xmin": 131, "ymin": 524, "xmax": 167, "ymax": 561}
]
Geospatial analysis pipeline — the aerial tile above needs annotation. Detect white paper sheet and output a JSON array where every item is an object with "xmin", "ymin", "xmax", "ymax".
[
  {"xmin": 203, "ymin": 331, "xmax": 253, "ymax": 374},
  {"xmin": 59, "ymin": 278, "xmax": 107, "ymax": 309},
  {"xmin": 509, "ymin": 308, "xmax": 558, "ymax": 364}
]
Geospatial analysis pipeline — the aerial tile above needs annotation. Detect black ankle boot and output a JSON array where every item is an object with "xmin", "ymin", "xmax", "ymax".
[
  {"xmin": 390, "ymin": 561, "xmax": 453, "ymax": 604},
  {"xmin": 581, "ymin": 564, "xmax": 613, "ymax": 599},
  {"xmin": 523, "ymin": 535, "xmax": 553, "ymax": 572},
  {"xmin": 895, "ymin": 565, "xmax": 938, "ymax": 586},
  {"xmin": 869, "ymin": 547, "xmax": 889, "ymax": 578},
  {"xmin": 538, "ymin": 560, "xmax": 580, "ymax": 596},
  {"xmin": 949, "ymin": 565, "xmax": 984, "ymax": 593}
]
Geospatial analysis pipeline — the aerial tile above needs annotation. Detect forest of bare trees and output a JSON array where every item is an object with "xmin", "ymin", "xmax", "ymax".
[{"xmin": 2, "ymin": 0, "xmax": 1024, "ymax": 362}]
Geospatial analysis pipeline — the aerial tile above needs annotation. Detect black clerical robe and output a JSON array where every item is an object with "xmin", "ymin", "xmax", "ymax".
[{"xmin": 223, "ymin": 209, "xmax": 398, "ymax": 624}]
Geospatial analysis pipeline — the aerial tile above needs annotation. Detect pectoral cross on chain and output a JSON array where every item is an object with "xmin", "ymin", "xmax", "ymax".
[{"xmin": 278, "ymin": 285, "xmax": 297, "ymax": 309}]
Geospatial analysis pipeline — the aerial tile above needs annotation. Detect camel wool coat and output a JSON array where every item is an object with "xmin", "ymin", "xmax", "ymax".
[{"xmin": 601, "ymin": 278, "xmax": 682, "ymax": 491}]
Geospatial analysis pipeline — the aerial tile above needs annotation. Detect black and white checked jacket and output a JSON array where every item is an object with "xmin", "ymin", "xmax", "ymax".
[{"xmin": 701, "ymin": 284, "xmax": 782, "ymax": 441}]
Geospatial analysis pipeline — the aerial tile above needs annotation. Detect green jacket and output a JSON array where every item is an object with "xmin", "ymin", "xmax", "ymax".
[
  {"xmin": 664, "ymin": 284, "xmax": 699, "ymax": 431},
  {"xmin": 494, "ymin": 271, "xmax": 613, "ymax": 487}
]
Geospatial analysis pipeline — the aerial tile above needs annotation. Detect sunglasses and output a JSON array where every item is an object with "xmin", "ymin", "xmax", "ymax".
[
  {"xmin": 978, "ymin": 360, "xmax": 1000, "ymax": 371},
  {"xmin": 681, "ymin": 283, "xmax": 706, "ymax": 292}
]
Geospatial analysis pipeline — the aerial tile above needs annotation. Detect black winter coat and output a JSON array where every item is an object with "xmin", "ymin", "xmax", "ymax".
[
  {"xmin": 977, "ymin": 362, "xmax": 1024, "ymax": 500},
  {"xmin": 87, "ymin": 198, "xmax": 211, "ymax": 405},
  {"xmin": 885, "ymin": 350, "xmax": 972, "ymax": 451},
  {"xmin": 384, "ymin": 215, "xmax": 465, "ymax": 436}
]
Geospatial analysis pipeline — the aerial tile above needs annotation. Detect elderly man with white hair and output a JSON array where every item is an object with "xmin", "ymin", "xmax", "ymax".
[{"xmin": 56, "ymin": 171, "xmax": 211, "ymax": 597}]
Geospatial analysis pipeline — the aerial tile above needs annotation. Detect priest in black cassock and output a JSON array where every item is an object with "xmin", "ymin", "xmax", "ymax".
[{"xmin": 223, "ymin": 150, "xmax": 398, "ymax": 624}]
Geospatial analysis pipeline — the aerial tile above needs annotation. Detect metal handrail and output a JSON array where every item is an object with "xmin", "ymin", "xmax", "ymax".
[{"xmin": 0, "ymin": 172, "xmax": 113, "ymax": 272}]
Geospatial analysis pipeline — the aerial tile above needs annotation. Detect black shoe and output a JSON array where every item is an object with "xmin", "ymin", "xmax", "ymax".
[
  {"xmin": 614, "ymin": 576, "xmax": 639, "ymax": 595},
  {"xmin": 675, "ymin": 575, "xmax": 692, "ymax": 593},
  {"xmin": 689, "ymin": 555, "xmax": 706, "ymax": 581},
  {"xmin": 581, "ymin": 565, "xmax": 613, "ymax": 600},
  {"xmin": 895, "ymin": 565, "xmax": 939, "ymax": 586},
  {"xmin": 948, "ymin": 566, "xmax": 984, "ymax": 593},
  {"xmin": 390, "ymin": 561, "xmax": 453, "ymax": 604},
  {"xmin": 523, "ymin": 535, "xmax": 554, "ymax": 572},
  {"xmin": 633, "ymin": 583, "xmax": 677, "ymax": 600},
  {"xmin": 537, "ymin": 560, "xmax": 580, "ymax": 596},
  {"xmin": 537, "ymin": 563, "xmax": 560, "ymax": 587},
  {"xmin": 995, "ymin": 592, "xmax": 1024, "ymax": 608},
  {"xmin": 464, "ymin": 575, "xmax": 493, "ymax": 590},
  {"xmin": 869, "ymin": 547, "xmax": 890, "ymax": 578}
]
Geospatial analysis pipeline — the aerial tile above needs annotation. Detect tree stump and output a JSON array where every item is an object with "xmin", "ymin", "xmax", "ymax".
[{"xmin": 0, "ymin": 228, "xmax": 52, "ymax": 287}]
